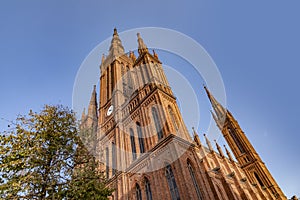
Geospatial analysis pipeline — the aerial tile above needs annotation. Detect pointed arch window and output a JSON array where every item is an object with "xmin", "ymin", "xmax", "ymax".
[
  {"xmin": 228, "ymin": 128, "xmax": 245, "ymax": 153},
  {"xmin": 130, "ymin": 128, "xmax": 137, "ymax": 160},
  {"xmin": 187, "ymin": 161, "xmax": 202, "ymax": 200},
  {"xmin": 136, "ymin": 183, "xmax": 142, "ymax": 200},
  {"xmin": 145, "ymin": 178, "xmax": 152, "ymax": 200},
  {"xmin": 152, "ymin": 107, "xmax": 163, "ymax": 140},
  {"xmin": 168, "ymin": 106, "xmax": 178, "ymax": 131},
  {"xmin": 165, "ymin": 164, "xmax": 180, "ymax": 200},
  {"xmin": 137, "ymin": 122, "xmax": 145, "ymax": 153}
]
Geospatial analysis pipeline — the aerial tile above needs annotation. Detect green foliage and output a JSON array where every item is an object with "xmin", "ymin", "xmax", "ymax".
[
  {"xmin": 0, "ymin": 105, "xmax": 112, "ymax": 199},
  {"xmin": 66, "ymin": 139, "xmax": 113, "ymax": 200}
]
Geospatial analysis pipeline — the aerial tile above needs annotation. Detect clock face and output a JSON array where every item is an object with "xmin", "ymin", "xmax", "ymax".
[{"xmin": 107, "ymin": 105, "xmax": 114, "ymax": 116}]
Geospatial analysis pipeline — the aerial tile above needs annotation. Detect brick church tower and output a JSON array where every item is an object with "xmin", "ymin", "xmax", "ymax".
[{"xmin": 81, "ymin": 28, "xmax": 286, "ymax": 200}]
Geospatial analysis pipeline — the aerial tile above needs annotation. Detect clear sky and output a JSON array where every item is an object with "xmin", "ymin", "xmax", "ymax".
[{"xmin": 0, "ymin": 1, "xmax": 299, "ymax": 198}]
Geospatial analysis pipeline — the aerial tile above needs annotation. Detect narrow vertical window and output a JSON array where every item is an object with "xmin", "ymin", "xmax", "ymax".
[
  {"xmin": 130, "ymin": 129, "xmax": 137, "ymax": 160},
  {"xmin": 112, "ymin": 142, "xmax": 116, "ymax": 176},
  {"xmin": 121, "ymin": 64, "xmax": 127, "ymax": 97},
  {"xmin": 145, "ymin": 178, "xmax": 152, "ymax": 200},
  {"xmin": 136, "ymin": 122, "xmax": 145, "ymax": 153},
  {"xmin": 106, "ymin": 147, "xmax": 109, "ymax": 178},
  {"xmin": 228, "ymin": 128, "xmax": 245, "ymax": 153},
  {"xmin": 136, "ymin": 183, "xmax": 142, "ymax": 200},
  {"xmin": 111, "ymin": 63, "xmax": 114, "ymax": 94},
  {"xmin": 188, "ymin": 161, "xmax": 202, "ymax": 200},
  {"xmin": 106, "ymin": 67, "xmax": 110, "ymax": 99},
  {"xmin": 152, "ymin": 107, "xmax": 163, "ymax": 140},
  {"xmin": 254, "ymin": 172, "xmax": 264, "ymax": 187},
  {"xmin": 142, "ymin": 63, "xmax": 150, "ymax": 83},
  {"xmin": 139, "ymin": 65, "xmax": 146, "ymax": 85},
  {"xmin": 168, "ymin": 106, "xmax": 178, "ymax": 131},
  {"xmin": 126, "ymin": 66, "xmax": 133, "ymax": 93},
  {"xmin": 165, "ymin": 164, "xmax": 180, "ymax": 200}
]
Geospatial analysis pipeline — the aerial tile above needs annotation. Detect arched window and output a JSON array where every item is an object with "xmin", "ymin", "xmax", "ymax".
[
  {"xmin": 187, "ymin": 161, "xmax": 202, "ymax": 200},
  {"xmin": 137, "ymin": 122, "xmax": 145, "ymax": 153},
  {"xmin": 228, "ymin": 128, "xmax": 245, "ymax": 153},
  {"xmin": 168, "ymin": 106, "xmax": 178, "ymax": 131},
  {"xmin": 152, "ymin": 107, "xmax": 163, "ymax": 140},
  {"xmin": 130, "ymin": 129, "xmax": 137, "ymax": 160},
  {"xmin": 136, "ymin": 183, "xmax": 142, "ymax": 200},
  {"xmin": 145, "ymin": 178, "xmax": 152, "ymax": 200},
  {"xmin": 165, "ymin": 164, "xmax": 180, "ymax": 200}
]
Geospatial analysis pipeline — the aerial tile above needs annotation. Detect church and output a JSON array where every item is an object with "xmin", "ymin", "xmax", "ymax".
[{"xmin": 81, "ymin": 28, "xmax": 287, "ymax": 200}]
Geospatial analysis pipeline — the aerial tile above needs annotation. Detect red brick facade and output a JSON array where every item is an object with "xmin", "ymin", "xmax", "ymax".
[{"xmin": 81, "ymin": 29, "xmax": 286, "ymax": 200}]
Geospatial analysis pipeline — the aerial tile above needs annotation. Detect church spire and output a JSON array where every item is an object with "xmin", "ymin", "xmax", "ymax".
[
  {"xmin": 137, "ymin": 33, "xmax": 149, "ymax": 55},
  {"xmin": 204, "ymin": 86, "xmax": 226, "ymax": 126},
  {"xmin": 87, "ymin": 85, "xmax": 98, "ymax": 121},
  {"xmin": 108, "ymin": 28, "xmax": 125, "ymax": 60},
  {"xmin": 205, "ymin": 86, "xmax": 286, "ymax": 199}
]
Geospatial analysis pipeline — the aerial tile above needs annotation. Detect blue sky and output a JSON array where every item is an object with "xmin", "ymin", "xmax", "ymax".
[{"xmin": 0, "ymin": 1, "xmax": 299, "ymax": 197}]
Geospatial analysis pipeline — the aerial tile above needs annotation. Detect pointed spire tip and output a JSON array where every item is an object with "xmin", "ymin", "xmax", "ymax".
[{"xmin": 113, "ymin": 27, "xmax": 118, "ymax": 35}]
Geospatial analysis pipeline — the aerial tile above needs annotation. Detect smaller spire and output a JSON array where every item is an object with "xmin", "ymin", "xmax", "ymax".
[
  {"xmin": 210, "ymin": 110, "xmax": 222, "ymax": 129},
  {"xmin": 204, "ymin": 86, "xmax": 227, "ymax": 126},
  {"xmin": 224, "ymin": 145, "xmax": 234, "ymax": 162},
  {"xmin": 204, "ymin": 134, "xmax": 213, "ymax": 151},
  {"xmin": 192, "ymin": 127, "xmax": 202, "ymax": 147},
  {"xmin": 88, "ymin": 85, "xmax": 98, "ymax": 120},
  {"xmin": 81, "ymin": 108, "xmax": 86, "ymax": 120},
  {"xmin": 153, "ymin": 50, "xmax": 158, "ymax": 59},
  {"xmin": 214, "ymin": 140, "xmax": 225, "ymax": 157},
  {"xmin": 137, "ymin": 33, "xmax": 148, "ymax": 55},
  {"xmin": 101, "ymin": 54, "xmax": 105, "ymax": 63},
  {"xmin": 129, "ymin": 51, "xmax": 136, "ymax": 62},
  {"xmin": 108, "ymin": 28, "xmax": 125, "ymax": 60}
]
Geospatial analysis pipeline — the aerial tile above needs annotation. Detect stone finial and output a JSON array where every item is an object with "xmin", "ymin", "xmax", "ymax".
[
  {"xmin": 81, "ymin": 107, "xmax": 86, "ymax": 120},
  {"xmin": 153, "ymin": 50, "xmax": 158, "ymax": 59},
  {"xmin": 101, "ymin": 54, "xmax": 105, "ymax": 63},
  {"xmin": 204, "ymin": 134, "xmax": 213, "ymax": 151},
  {"xmin": 192, "ymin": 127, "xmax": 202, "ymax": 147},
  {"xmin": 129, "ymin": 51, "xmax": 136, "ymax": 62},
  {"xmin": 137, "ymin": 32, "xmax": 148, "ymax": 54},
  {"xmin": 224, "ymin": 145, "xmax": 234, "ymax": 162},
  {"xmin": 214, "ymin": 140, "xmax": 225, "ymax": 157},
  {"xmin": 113, "ymin": 27, "xmax": 118, "ymax": 36}
]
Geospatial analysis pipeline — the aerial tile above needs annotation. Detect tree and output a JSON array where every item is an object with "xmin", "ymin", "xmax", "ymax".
[
  {"xmin": 0, "ymin": 105, "xmax": 112, "ymax": 199},
  {"xmin": 65, "ymin": 138, "xmax": 113, "ymax": 200}
]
